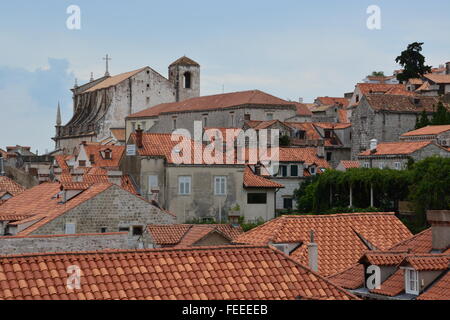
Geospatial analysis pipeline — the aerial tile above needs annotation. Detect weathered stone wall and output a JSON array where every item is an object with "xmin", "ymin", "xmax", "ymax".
[
  {"xmin": 351, "ymin": 99, "xmax": 422, "ymax": 159},
  {"xmin": 0, "ymin": 233, "xmax": 144, "ymax": 255},
  {"xmin": 164, "ymin": 165, "xmax": 245, "ymax": 223},
  {"xmin": 149, "ymin": 106, "xmax": 297, "ymax": 135},
  {"xmin": 30, "ymin": 185, "xmax": 175, "ymax": 235},
  {"xmin": 272, "ymin": 178, "xmax": 305, "ymax": 210}
]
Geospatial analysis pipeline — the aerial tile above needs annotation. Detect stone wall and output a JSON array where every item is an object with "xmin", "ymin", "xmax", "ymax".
[
  {"xmin": 351, "ymin": 98, "xmax": 423, "ymax": 159},
  {"xmin": 0, "ymin": 232, "xmax": 144, "ymax": 255},
  {"xmin": 29, "ymin": 184, "xmax": 175, "ymax": 235}
]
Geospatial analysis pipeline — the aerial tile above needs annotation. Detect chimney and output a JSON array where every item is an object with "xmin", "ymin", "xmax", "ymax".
[
  {"xmin": 370, "ymin": 139, "xmax": 378, "ymax": 153},
  {"xmin": 308, "ymin": 230, "xmax": 318, "ymax": 272},
  {"xmin": 135, "ymin": 125, "xmax": 144, "ymax": 149},
  {"xmin": 316, "ymin": 140, "xmax": 325, "ymax": 158},
  {"xmin": 254, "ymin": 163, "xmax": 262, "ymax": 176},
  {"xmin": 427, "ymin": 210, "xmax": 450, "ymax": 252},
  {"xmin": 446, "ymin": 62, "xmax": 450, "ymax": 75}
]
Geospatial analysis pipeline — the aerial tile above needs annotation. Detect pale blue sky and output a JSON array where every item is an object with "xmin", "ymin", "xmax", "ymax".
[{"xmin": 1, "ymin": 0, "xmax": 450, "ymax": 152}]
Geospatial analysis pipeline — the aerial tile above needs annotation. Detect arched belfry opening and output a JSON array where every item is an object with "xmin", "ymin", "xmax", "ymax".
[{"xmin": 184, "ymin": 72, "xmax": 192, "ymax": 89}]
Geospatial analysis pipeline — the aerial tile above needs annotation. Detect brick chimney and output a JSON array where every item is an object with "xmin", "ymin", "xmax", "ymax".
[
  {"xmin": 308, "ymin": 230, "xmax": 318, "ymax": 272},
  {"xmin": 427, "ymin": 210, "xmax": 450, "ymax": 252},
  {"xmin": 135, "ymin": 126, "xmax": 144, "ymax": 149}
]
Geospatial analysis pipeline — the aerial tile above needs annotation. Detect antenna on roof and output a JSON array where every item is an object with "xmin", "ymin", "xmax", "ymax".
[{"xmin": 103, "ymin": 54, "xmax": 112, "ymax": 77}]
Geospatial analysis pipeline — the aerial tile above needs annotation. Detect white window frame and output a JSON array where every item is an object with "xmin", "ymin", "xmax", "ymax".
[
  {"xmin": 364, "ymin": 162, "xmax": 370, "ymax": 169},
  {"xmin": 178, "ymin": 176, "xmax": 191, "ymax": 195},
  {"xmin": 266, "ymin": 113, "xmax": 274, "ymax": 121},
  {"xmin": 214, "ymin": 176, "xmax": 227, "ymax": 196},
  {"xmin": 394, "ymin": 162, "xmax": 401, "ymax": 170},
  {"xmin": 404, "ymin": 268, "xmax": 420, "ymax": 295},
  {"xmin": 310, "ymin": 166, "xmax": 316, "ymax": 175},
  {"xmin": 290, "ymin": 165, "xmax": 299, "ymax": 177},
  {"xmin": 379, "ymin": 162, "xmax": 385, "ymax": 169},
  {"xmin": 148, "ymin": 175, "xmax": 158, "ymax": 193}
]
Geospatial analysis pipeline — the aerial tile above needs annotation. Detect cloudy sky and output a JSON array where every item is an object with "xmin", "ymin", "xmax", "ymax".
[{"xmin": 1, "ymin": 0, "xmax": 450, "ymax": 153}]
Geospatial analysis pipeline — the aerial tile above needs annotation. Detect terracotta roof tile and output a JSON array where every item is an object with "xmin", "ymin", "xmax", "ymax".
[
  {"xmin": 110, "ymin": 128, "xmax": 126, "ymax": 141},
  {"xmin": 0, "ymin": 246, "xmax": 357, "ymax": 300},
  {"xmin": 0, "ymin": 176, "xmax": 26, "ymax": 197},
  {"xmin": 315, "ymin": 97, "xmax": 349, "ymax": 108},
  {"xmin": 84, "ymin": 68, "xmax": 147, "ymax": 93},
  {"xmin": 370, "ymin": 269, "xmax": 405, "ymax": 297},
  {"xmin": 423, "ymin": 74, "xmax": 450, "ymax": 84},
  {"xmin": 402, "ymin": 255, "xmax": 450, "ymax": 271},
  {"xmin": 359, "ymin": 141, "xmax": 438, "ymax": 156},
  {"xmin": 127, "ymin": 90, "xmax": 296, "ymax": 118},
  {"xmin": 357, "ymin": 83, "xmax": 406, "ymax": 95},
  {"xmin": 418, "ymin": 270, "xmax": 450, "ymax": 300},
  {"xmin": 82, "ymin": 144, "xmax": 125, "ymax": 169},
  {"xmin": 293, "ymin": 103, "xmax": 313, "ymax": 116},
  {"xmin": 234, "ymin": 212, "xmax": 412, "ymax": 277},
  {"xmin": 364, "ymin": 94, "xmax": 443, "ymax": 113},
  {"xmin": 401, "ymin": 125, "xmax": 450, "ymax": 137},
  {"xmin": 244, "ymin": 166, "xmax": 284, "ymax": 188},
  {"xmin": 339, "ymin": 160, "xmax": 360, "ymax": 169},
  {"xmin": 327, "ymin": 264, "xmax": 364, "ymax": 290},
  {"xmin": 147, "ymin": 224, "xmax": 244, "ymax": 246},
  {"xmin": 169, "ymin": 56, "xmax": 200, "ymax": 67}
]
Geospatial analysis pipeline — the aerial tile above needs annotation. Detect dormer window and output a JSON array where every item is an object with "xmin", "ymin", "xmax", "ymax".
[
  {"xmin": 101, "ymin": 149, "xmax": 112, "ymax": 160},
  {"xmin": 405, "ymin": 268, "xmax": 420, "ymax": 295},
  {"xmin": 89, "ymin": 154, "xmax": 95, "ymax": 163},
  {"xmin": 78, "ymin": 160, "xmax": 86, "ymax": 167},
  {"xmin": 310, "ymin": 166, "xmax": 316, "ymax": 175}
]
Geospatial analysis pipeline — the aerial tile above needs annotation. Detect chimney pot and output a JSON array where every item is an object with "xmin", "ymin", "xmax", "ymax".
[
  {"xmin": 135, "ymin": 126, "xmax": 144, "ymax": 149},
  {"xmin": 427, "ymin": 210, "xmax": 450, "ymax": 252},
  {"xmin": 370, "ymin": 139, "xmax": 378, "ymax": 153},
  {"xmin": 308, "ymin": 230, "xmax": 318, "ymax": 272}
]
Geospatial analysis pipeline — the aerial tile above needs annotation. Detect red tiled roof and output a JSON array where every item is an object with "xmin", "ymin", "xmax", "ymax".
[
  {"xmin": 418, "ymin": 271, "xmax": 450, "ymax": 300},
  {"xmin": 127, "ymin": 90, "xmax": 296, "ymax": 118},
  {"xmin": 357, "ymin": 83, "xmax": 406, "ymax": 95},
  {"xmin": 401, "ymin": 125, "xmax": 450, "ymax": 137},
  {"xmin": 402, "ymin": 255, "xmax": 450, "ymax": 271},
  {"xmin": 316, "ymin": 97, "xmax": 349, "ymax": 108},
  {"xmin": 0, "ymin": 176, "xmax": 26, "ymax": 197},
  {"xmin": 148, "ymin": 224, "xmax": 244, "ymax": 246},
  {"xmin": 370, "ymin": 269, "xmax": 405, "ymax": 297},
  {"xmin": 424, "ymin": 73, "xmax": 450, "ymax": 84},
  {"xmin": 244, "ymin": 166, "xmax": 284, "ymax": 188},
  {"xmin": 327, "ymin": 264, "xmax": 364, "ymax": 290},
  {"xmin": 110, "ymin": 128, "xmax": 126, "ymax": 141},
  {"xmin": 234, "ymin": 212, "xmax": 412, "ymax": 277},
  {"xmin": 293, "ymin": 102, "xmax": 313, "ymax": 116},
  {"xmin": 0, "ymin": 246, "xmax": 357, "ymax": 300},
  {"xmin": 339, "ymin": 161, "xmax": 360, "ymax": 169},
  {"xmin": 82, "ymin": 144, "xmax": 125, "ymax": 169},
  {"xmin": 358, "ymin": 141, "xmax": 437, "ymax": 156},
  {"xmin": 84, "ymin": 67, "xmax": 148, "ymax": 93},
  {"xmin": 313, "ymin": 123, "xmax": 351, "ymax": 130},
  {"xmin": 169, "ymin": 56, "xmax": 200, "ymax": 67},
  {"xmin": 364, "ymin": 94, "xmax": 442, "ymax": 113}
]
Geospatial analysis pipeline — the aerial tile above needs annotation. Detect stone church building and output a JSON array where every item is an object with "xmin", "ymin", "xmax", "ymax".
[{"xmin": 53, "ymin": 56, "xmax": 200, "ymax": 154}]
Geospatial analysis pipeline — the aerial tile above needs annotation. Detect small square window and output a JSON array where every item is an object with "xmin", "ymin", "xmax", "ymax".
[
  {"xmin": 100, "ymin": 227, "xmax": 107, "ymax": 233},
  {"xmin": 132, "ymin": 226, "xmax": 143, "ymax": 236},
  {"xmin": 179, "ymin": 176, "xmax": 191, "ymax": 195},
  {"xmin": 214, "ymin": 176, "xmax": 227, "ymax": 195}
]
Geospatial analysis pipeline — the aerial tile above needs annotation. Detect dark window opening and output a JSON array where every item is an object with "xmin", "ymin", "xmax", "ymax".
[
  {"xmin": 290, "ymin": 165, "xmax": 298, "ymax": 177},
  {"xmin": 296, "ymin": 130, "xmax": 306, "ymax": 139},
  {"xmin": 280, "ymin": 165, "xmax": 288, "ymax": 177},
  {"xmin": 184, "ymin": 72, "xmax": 191, "ymax": 89},
  {"xmin": 283, "ymin": 198, "xmax": 293, "ymax": 209},
  {"xmin": 324, "ymin": 130, "xmax": 332, "ymax": 138},
  {"xmin": 132, "ymin": 226, "xmax": 143, "ymax": 236},
  {"xmin": 244, "ymin": 114, "xmax": 251, "ymax": 121},
  {"xmin": 78, "ymin": 160, "xmax": 86, "ymax": 167},
  {"xmin": 89, "ymin": 154, "xmax": 95, "ymax": 163},
  {"xmin": 247, "ymin": 193, "xmax": 267, "ymax": 204},
  {"xmin": 326, "ymin": 152, "xmax": 332, "ymax": 161},
  {"xmin": 100, "ymin": 227, "xmax": 107, "ymax": 233}
]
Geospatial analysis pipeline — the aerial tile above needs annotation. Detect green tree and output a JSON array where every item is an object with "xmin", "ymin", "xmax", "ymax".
[
  {"xmin": 431, "ymin": 102, "xmax": 450, "ymax": 125},
  {"xmin": 395, "ymin": 42, "xmax": 432, "ymax": 82},
  {"xmin": 415, "ymin": 110, "xmax": 430, "ymax": 129},
  {"xmin": 371, "ymin": 71, "xmax": 385, "ymax": 77},
  {"xmin": 279, "ymin": 135, "xmax": 291, "ymax": 147}
]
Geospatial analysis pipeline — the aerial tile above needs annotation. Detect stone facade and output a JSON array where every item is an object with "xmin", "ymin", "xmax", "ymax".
[
  {"xmin": 0, "ymin": 233, "xmax": 145, "ymax": 255},
  {"xmin": 29, "ymin": 185, "xmax": 175, "ymax": 235},
  {"xmin": 55, "ymin": 57, "xmax": 200, "ymax": 153},
  {"xmin": 358, "ymin": 143, "xmax": 450, "ymax": 170},
  {"xmin": 351, "ymin": 97, "xmax": 430, "ymax": 159}
]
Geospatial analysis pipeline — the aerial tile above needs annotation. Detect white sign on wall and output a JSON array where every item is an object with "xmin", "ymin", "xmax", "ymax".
[{"xmin": 126, "ymin": 144, "xmax": 137, "ymax": 156}]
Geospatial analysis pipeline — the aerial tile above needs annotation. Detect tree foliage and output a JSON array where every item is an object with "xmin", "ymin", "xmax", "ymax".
[
  {"xmin": 371, "ymin": 71, "xmax": 385, "ymax": 77},
  {"xmin": 395, "ymin": 42, "xmax": 432, "ymax": 82},
  {"xmin": 293, "ymin": 157, "xmax": 450, "ymax": 232},
  {"xmin": 431, "ymin": 102, "xmax": 450, "ymax": 125}
]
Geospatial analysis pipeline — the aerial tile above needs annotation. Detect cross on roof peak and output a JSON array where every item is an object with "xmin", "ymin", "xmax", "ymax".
[{"xmin": 103, "ymin": 54, "xmax": 112, "ymax": 77}]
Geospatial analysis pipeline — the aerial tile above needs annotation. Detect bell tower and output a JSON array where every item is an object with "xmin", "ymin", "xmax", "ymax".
[{"xmin": 169, "ymin": 56, "xmax": 200, "ymax": 102}]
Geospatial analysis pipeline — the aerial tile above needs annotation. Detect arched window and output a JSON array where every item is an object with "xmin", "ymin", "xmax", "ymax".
[{"xmin": 184, "ymin": 72, "xmax": 192, "ymax": 89}]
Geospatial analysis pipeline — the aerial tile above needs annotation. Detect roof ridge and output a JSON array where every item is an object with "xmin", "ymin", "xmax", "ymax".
[{"xmin": 0, "ymin": 244, "xmax": 270, "ymax": 259}]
